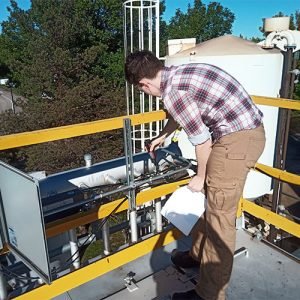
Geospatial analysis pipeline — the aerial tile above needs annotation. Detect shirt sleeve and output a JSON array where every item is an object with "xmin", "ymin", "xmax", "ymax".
[{"xmin": 163, "ymin": 89, "xmax": 211, "ymax": 146}]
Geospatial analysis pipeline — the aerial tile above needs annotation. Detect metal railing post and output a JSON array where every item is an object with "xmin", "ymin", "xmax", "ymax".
[
  {"xmin": 0, "ymin": 264, "xmax": 7, "ymax": 300},
  {"xmin": 102, "ymin": 221, "xmax": 111, "ymax": 255},
  {"xmin": 68, "ymin": 229, "xmax": 80, "ymax": 269},
  {"xmin": 123, "ymin": 118, "xmax": 138, "ymax": 243}
]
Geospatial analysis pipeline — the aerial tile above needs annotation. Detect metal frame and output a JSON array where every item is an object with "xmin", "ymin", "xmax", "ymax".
[{"xmin": 123, "ymin": 0, "xmax": 161, "ymax": 152}]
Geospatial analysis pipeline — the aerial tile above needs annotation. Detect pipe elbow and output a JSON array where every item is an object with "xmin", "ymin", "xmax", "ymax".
[{"xmin": 263, "ymin": 31, "xmax": 278, "ymax": 49}]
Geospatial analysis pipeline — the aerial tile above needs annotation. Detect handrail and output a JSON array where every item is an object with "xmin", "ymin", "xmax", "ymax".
[
  {"xmin": 252, "ymin": 95, "xmax": 300, "ymax": 110},
  {"xmin": 0, "ymin": 95, "xmax": 299, "ymax": 151},
  {"xmin": 0, "ymin": 111, "xmax": 166, "ymax": 150},
  {"xmin": 255, "ymin": 163, "xmax": 300, "ymax": 185},
  {"xmin": 240, "ymin": 198, "xmax": 300, "ymax": 238}
]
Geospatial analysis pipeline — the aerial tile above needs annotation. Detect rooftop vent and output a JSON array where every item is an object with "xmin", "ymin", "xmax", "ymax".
[
  {"xmin": 167, "ymin": 38, "xmax": 196, "ymax": 56},
  {"xmin": 264, "ymin": 17, "xmax": 290, "ymax": 32}
]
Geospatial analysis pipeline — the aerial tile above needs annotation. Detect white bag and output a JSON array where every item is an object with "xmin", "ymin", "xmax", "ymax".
[{"xmin": 161, "ymin": 186, "xmax": 206, "ymax": 236}]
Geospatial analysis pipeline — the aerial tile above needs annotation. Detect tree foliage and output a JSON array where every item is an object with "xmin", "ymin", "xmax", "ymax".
[
  {"xmin": 0, "ymin": 0, "xmax": 126, "ymax": 173},
  {"xmin": 166, "ymin": 0, "xmax": 234, "ymax": 43}
]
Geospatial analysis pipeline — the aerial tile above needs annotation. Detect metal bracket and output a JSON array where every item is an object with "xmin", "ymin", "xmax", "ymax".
[
  {"xmin": 234, "ymin": 246, "xmax": 249, "ymax": 258},
  {"xmin": 124, "ymin": 271, "xmax": 139, "ymax": 292}
]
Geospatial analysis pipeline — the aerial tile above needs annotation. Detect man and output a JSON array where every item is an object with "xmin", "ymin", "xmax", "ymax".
[{"xmin": 125, "ymin": 50, "xmax": 265, "ymax": 300}]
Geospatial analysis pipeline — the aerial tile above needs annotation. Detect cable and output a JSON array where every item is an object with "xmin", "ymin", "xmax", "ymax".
[
  {"xmin": 53, "ymin": 155, "xmax": 192, "ymax": 274},
  {"xmin": 0, "ymin": 264, "xmax": 39, "ymax": 281},
  {"xmin": 52, "ymin": 195, "xmax": 128, "ymax": 274}
]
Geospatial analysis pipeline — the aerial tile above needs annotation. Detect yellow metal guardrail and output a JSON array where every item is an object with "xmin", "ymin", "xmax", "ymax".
[
  {"xmin": 0, "ymin": 96, "xmax": 299, "ymax": 150},
  {"xmin": 0, "ymin": 95, "xmax": 299, "ymax": 300}
]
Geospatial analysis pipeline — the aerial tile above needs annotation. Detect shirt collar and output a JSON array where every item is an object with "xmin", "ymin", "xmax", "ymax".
[{"xmin": 160, "ymin": 66, "xmax": 171, "ymax": 97}]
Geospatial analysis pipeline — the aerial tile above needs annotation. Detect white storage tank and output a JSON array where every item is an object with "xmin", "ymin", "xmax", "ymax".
[{"xmin": 164, "ymin": 35, "xmax": 283, "ymax": 199}]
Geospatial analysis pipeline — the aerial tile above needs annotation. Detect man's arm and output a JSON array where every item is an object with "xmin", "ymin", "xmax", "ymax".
[
  {"xmin": 188, "ymin": 138, "xmax": 212, "ymax": 192},
  {"xmin": 149, "ymin": 114, "xmax": 179, "ymax": 151}
]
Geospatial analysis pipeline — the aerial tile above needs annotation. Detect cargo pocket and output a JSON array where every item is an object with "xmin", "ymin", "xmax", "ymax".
[{"xmin": 206, "ymin": 180, "xmax": 240, "ymax": 212}]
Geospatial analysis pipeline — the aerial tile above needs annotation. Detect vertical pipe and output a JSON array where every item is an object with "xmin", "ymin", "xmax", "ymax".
[
  {"xmin": 140, "ymin": 1, "xmax": 144, "ymax": 50},
  {"xmin": 102, "ymin": 221, "xmax": 111, "ymax": 255},
  {"xmin": 155, "ymin": 0, "xmax": 160, "ymax": 58},
  {"xmin": 269, "ymin": 48, "xmax": 293, "ymax": 242},
  {"xmin": 140, "ymin": 3, "xmax": 145, "ymax": 151},
  {"xmin": 123, "ymin": 5, "xmax": 130, "ymax": 116},
  {"xmin": 129, "ymin": 2, "xmax": 136, "ymax": 151},
  {"xmin": 130, "ymin": 210, "xmax": 138, "ymax": 242},
  {"xmin": 123, "ymin": 118, "xmax": 138, "ymax": 243},
  {"xmin": 10, "ymin": 85, "xmax": 15, "ymax": 114},
  {"xmin": 149, "ymin": 7, "xmax": 153, "ymax": 51},
  {"xmin": 138, "ymin": 5, "xmax": 142, "ymax": 50},
  {"xmin": 84, "ymin": 153, "xmax": 92, "ymax": 167},
  {"xmin": 155, "ymin": 198, "xmax": 163, "ymax": 233},
  {"xmin": 68, "ymin": 229, "xmax": 80, "ymax": 269},
  {"xmin": 155, "ymin": 1, "xmax": 161, "ymax": 136},
  {"xmin": 0, "ymin": 265, "xmax": 7, "ymax": 300},
  {"xmin": 148, "ymin": 6, "xmax": 154, "ymax": 140},
  {"xmin": 130, "ymin": 2, "xmax": 133, "ymax": 52},
  {"xmin": 123, "ymin": 4, "xmax": 128, "ymax": 57}
]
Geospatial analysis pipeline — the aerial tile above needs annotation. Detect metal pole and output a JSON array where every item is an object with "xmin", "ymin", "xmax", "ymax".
[
  {"xmin": 269, "ymin": 47, "xmax": 293, "ymax": 242},
  {"xmin": 0, "ymin": 264, "xmax": 7, "ymax": 300},
  {"xmin": 68, "ymin": 229, "xmax": 80, "ymax": 269},
  {"xmin": 155, "ymin": 198, "xmax": 163, "ymax": 233},
  {"xmin": 102, "ymin": 221, "xmax": 111, "ymax": 255},
  {"xmin": 10, "ymin": 85, "xmax": 15, "ymax": 114},
  {"xmin": 123, "ymin": 118, "xmax": 138, "ymax": 243}
]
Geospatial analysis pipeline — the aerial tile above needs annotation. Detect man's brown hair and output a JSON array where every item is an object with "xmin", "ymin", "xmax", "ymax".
[{"xmin": 125, "ymin": 50, "xmax": 163, "ymax": 85}]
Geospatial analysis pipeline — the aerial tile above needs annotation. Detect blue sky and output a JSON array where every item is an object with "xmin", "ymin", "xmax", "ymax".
[{"xmin": 0, "ymin": 0, "xmax": 299, "ymax": 38}]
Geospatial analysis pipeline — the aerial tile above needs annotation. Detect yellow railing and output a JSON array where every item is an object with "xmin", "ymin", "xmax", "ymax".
[{"xmin": 0, "ymin": 95, "xmax": 299, "ymax": 300}]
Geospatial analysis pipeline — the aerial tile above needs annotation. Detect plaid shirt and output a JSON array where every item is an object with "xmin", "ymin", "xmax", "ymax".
[{"xmin": 161, "ymin": 64, "xmax": 263, "ymax": 145}]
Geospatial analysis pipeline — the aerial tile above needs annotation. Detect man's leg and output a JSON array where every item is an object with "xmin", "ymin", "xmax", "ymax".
[{"xmin": 195, "ymin": 125, "xmax": 265, "ymax": 300}]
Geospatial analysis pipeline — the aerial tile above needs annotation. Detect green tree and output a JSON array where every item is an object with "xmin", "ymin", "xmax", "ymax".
[
  {"xmin": 166, "ymin": 0, "xmax": 235, "ymax": 43},
  {"xmin": 0, "ymin": 0, "xmax": 126, "ymax": 173}
]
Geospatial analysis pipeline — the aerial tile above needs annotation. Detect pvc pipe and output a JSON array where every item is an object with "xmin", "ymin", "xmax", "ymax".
[
  {"xmin": 130, "ymin": 210, "xmax": 138, "ymax": 243},
  {"xmin": 264, "ymin": 30, "xmax": 296, "ymax": 49},
  {"xmin": 84, "ymin": 153, "xmax": 92, "ymax": 167},
  {"xmin": 102, "ymin": 221, "xmax": 111, "ymax": 255},
  {"xmin": 68, "ymin": 229, "xmax": 80, "ymax": 269},
  {"xmin": 155, "ymin": 198, "xmax": 163, "ymax": 233},
  {"xmin": 0, "ymin": 265, "xmax": 7, "ymax": 300}
]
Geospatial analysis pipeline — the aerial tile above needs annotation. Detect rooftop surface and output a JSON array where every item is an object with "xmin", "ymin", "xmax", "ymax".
[{"xmin": 54, "ymin": 229, "xmax": 299, "ymax": 300}]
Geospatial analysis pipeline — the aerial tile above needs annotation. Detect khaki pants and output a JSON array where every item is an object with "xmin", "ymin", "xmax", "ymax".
[{"xmin": 191, "ymin": 125, "xmax": 266, "ymax": 300}]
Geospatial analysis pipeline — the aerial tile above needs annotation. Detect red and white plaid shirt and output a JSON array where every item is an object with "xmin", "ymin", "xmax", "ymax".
[{"xmin": 161, "ymin": 64, "xmax": 263, "ymax": 145}]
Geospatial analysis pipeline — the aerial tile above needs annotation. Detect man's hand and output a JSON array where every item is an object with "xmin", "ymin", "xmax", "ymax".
[
  {"xmin": 187, "ymin": 175, "xmax": 205, "ymax": 193},
  {"xmin": 149, "ymin": 136, "xmax": 165, "ymax": 152}
]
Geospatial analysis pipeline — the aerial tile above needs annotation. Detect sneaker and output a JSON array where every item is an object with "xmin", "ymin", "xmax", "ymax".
[
  {"xmin": 171, "ymin": 250, "xmax": 199, "ymax": 268},
  {"xmin": 172, "ymin": 289, "xmax": 204, "ymax": 300}
]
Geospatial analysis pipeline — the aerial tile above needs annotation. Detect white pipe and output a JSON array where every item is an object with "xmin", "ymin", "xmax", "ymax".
[
  {"xmin": 155, "ymin": 0, "xmax": 160, "ymax": 58},
  {"xmin": 130, "ymin": 2, "xmax": 133, "ymax": 52},
  {"xmin": 155, "ymin": 198, "xmax": 163, "ymax": 233},
  {"xmin": 84, "ymin": 153, "xmax": 92, "ymax": 167},
  {"xmin": 149, "ymin": 7, "xmax": 153, "ymax": 51},
  {"xmin": 140, "ymin": 1, "xmax": 144, "ymax": 50},
  {"xmin": 264, "ymin": 30, "xmax": 296, "ymax": 49},
  {"xmin": 130, "ymin": 210, "xmax": 138, "ymax": 243},
  {"xmin": 263, "ymin": 31, "xmax": 277, "ymax": 48},
  {"xmin": 102, "ymin": 221, "xmax": 111, "ymax": 255},
  {"xmin": 0, "ymin": 265, "xmax": 7, "ymax": 300},
  {"xmin": 68, "ymin": 229, "xmax": 80, "ymax": 269},
  {"xmin": 279, "ymin": 30, "xmax": 296, "ymax": 48}
]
